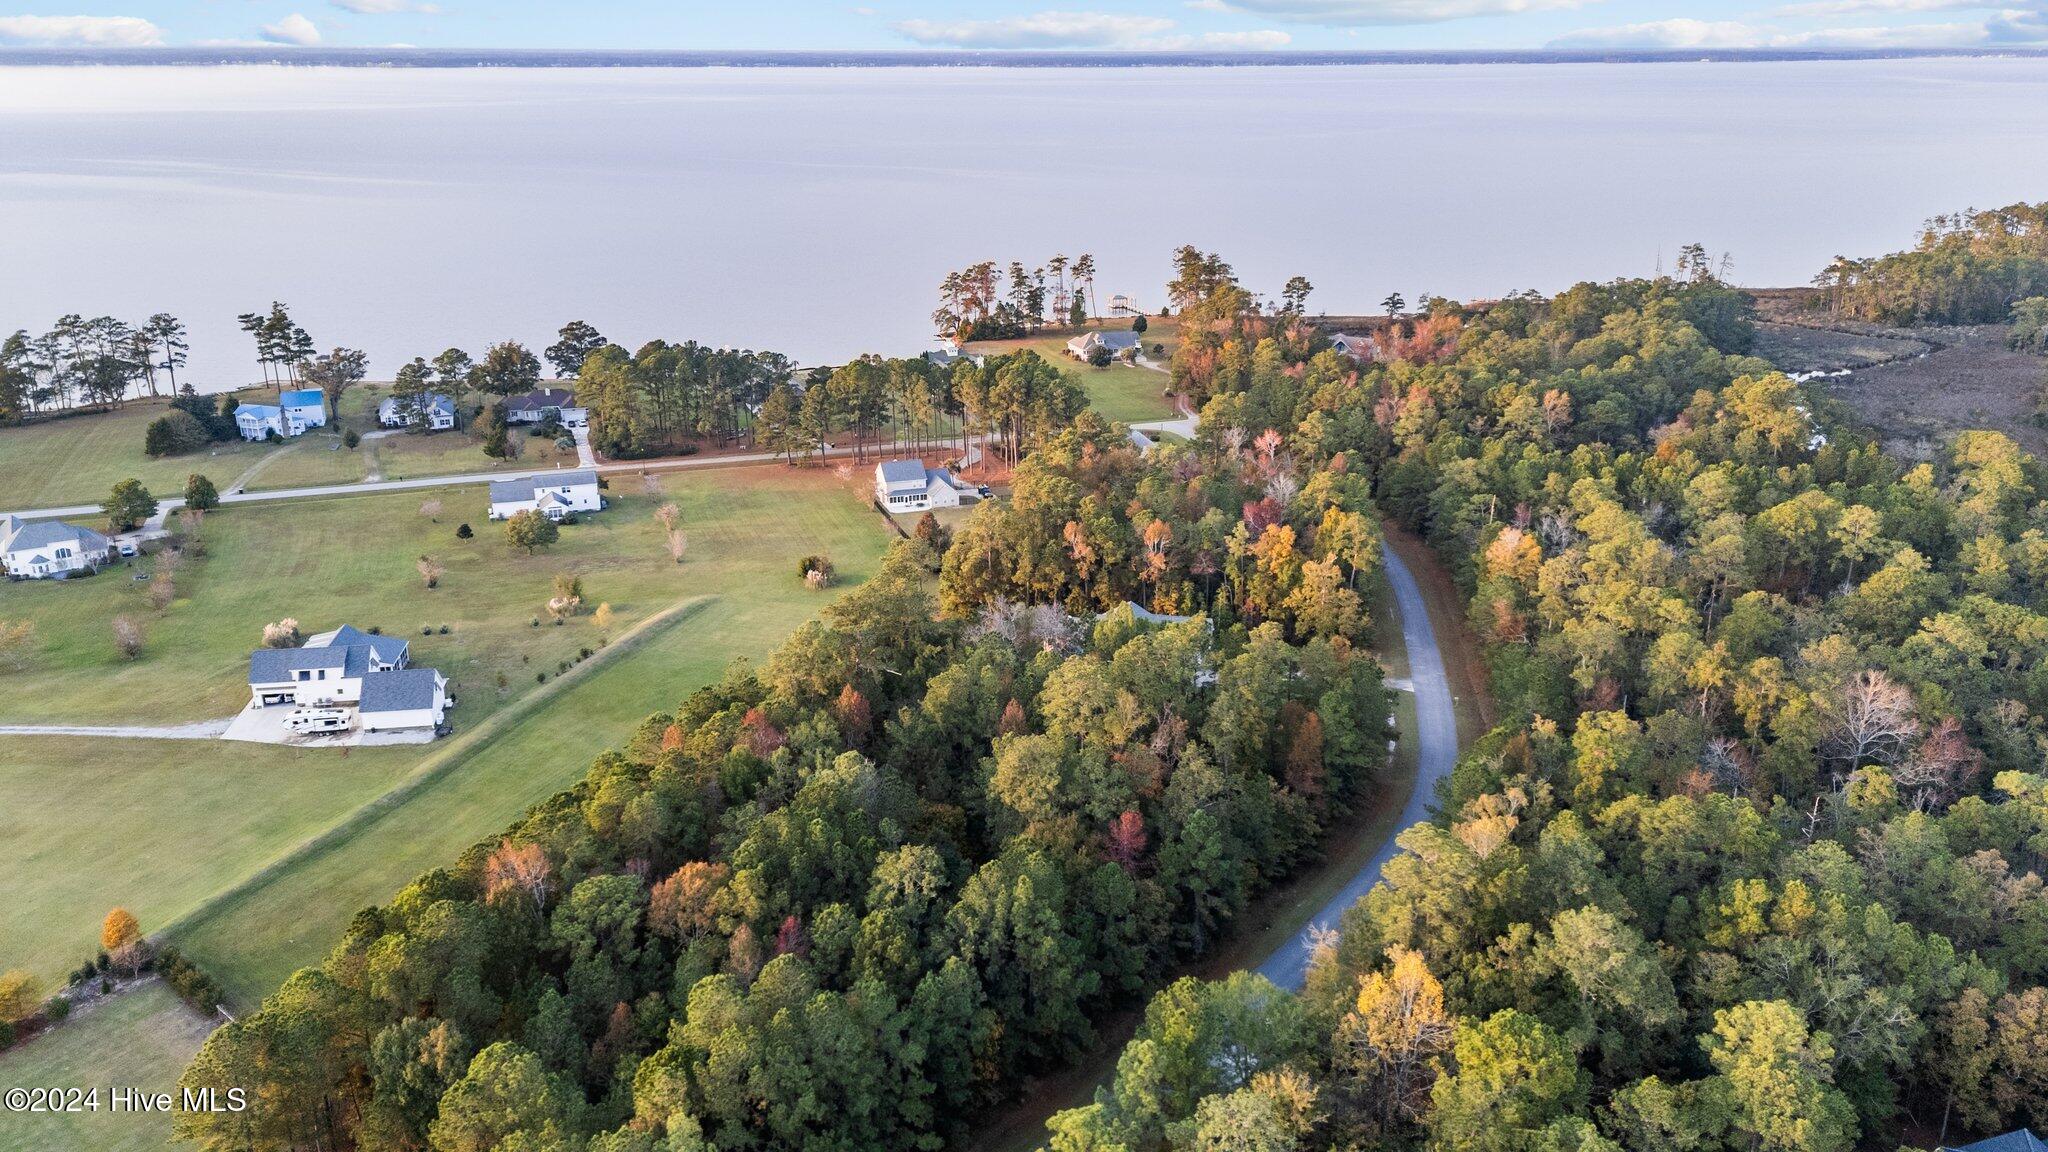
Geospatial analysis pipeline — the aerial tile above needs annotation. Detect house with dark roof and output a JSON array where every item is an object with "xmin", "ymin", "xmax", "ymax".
[
  {"xmin": 488, "ymin": 469, "xmax": 602, "ymax": 522},
  {"xmin": 246, "ymin": 623, "xmax": 447, "ymax": 734},
  {"xmin": 0, "ymin": 514, "xmax": 114, "ymax": 579},
  {"xmin": 874, "ymin": 459, "xmax": 966, "ymax": 513},
  {"xmin": 1944, "ymin": 1130, "xmax": 2048, "ymax": 1152},
  {"xmin": 505, "ymin": 387, "xmax": 586, "ymax": 427},
  {"xmin": 234, "ymin": 388, "xmax": 327, "ymax": 440}
]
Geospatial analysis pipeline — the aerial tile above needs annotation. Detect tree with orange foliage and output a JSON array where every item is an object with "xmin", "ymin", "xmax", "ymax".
[
  {"xmin": 1336, "ymin": 947, "xmax": 1454, "ymax": 1130},
  {"xmin": 833, "ymin": 683, "xmax": 872, "ymax": 747},
  {"xmin": 101, "ymin": 907, "xmax": 141, "ymax": 952},
  {"xmin": 648, "ymin": 861, "xmax": 730, "ymax": 942},
  {"xmin": 483, "ymin": 840, "xmax": 552, "ymax": 922},
  {"xmin": 1106, "ymin": 810, "xmax": 1147, "ymax": 872}
]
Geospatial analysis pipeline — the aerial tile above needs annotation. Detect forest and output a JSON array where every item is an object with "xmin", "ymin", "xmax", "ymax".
[
  {"xmin": 173, "ymin": 230, "xmax": 2048, "ymax": 1151},
  {"xmin": 1050, "ymin": 261, "xmax": 2048, "ymax": 1151},
  {"xmin": 1814, "ymin": 200, "xmax": 2048, "ymax": 326}
]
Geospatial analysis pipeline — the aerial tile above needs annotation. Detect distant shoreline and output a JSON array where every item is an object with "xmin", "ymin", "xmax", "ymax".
[{"xmin": 4, "ymin": 46, "xmax": 2048, "ymax": 69}]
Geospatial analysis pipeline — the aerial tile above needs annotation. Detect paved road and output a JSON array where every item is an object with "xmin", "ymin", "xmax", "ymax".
[
  {"xmin": 1, "ymin": 443, "xmax": 865, "ymax": 522},
  {"xmin": 1256, "ymin": 538, "xmax": 1460, "ymax": 990},
  {"xmin": 0, "ymin": 719, "xmax": 233, "ymax": 740}
]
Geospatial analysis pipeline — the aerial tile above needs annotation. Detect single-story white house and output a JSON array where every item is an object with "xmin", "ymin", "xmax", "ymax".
[
  {"xmin": 488, "ymin": 469, "xmax": 602, "ymax": 521},
  {"xmin": 1329, "ymin": 332, "xmax": 1380, "ymax": 362},
  {"xmin": 246, "ymin": 624, "xmax": 448, "ymax": 733},
  {"xmin": 0, "ymin": 514, "xmax": 114, "ymax": 579},
  {"xmin": 1066, "ymin": 330, "xmax": 1142, "ymax": 362},
  {"xmin": 235, "ymin": 388, "xmax": 327, "ymax": 441},
  {"xmin": 379, "ymin": 392, "xmax": 457, "ymax": 430},
  {"xmin": 875, "ymin": 459, "xmax": 967, "ymax": 513},
  {"xmin": 505, "ymin": 388, "xmax": 587, "ymax": 427}
]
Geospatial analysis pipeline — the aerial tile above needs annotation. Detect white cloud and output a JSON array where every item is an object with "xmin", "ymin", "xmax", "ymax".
[
  {"xmin": 1773, "ymin": 0, "xmax": 1980, "ymax": 14},
  {"xmin": 260, "ymin": 12, "xmax": 323, "ymax": 45},
  {"xmin": 1203, "ymin": 0, "xmax": 1599, "ymax": 26},
  {"xmin": 0, "ymin": 14, "xmax": 164, "ymax": 46},
  {"xmin": 895, "ymin": 11, "xmax": 1177, "ymax": 47},
  {"xmin": 331, "ymin": 0, "xmax": 442, "ymax": 13},
  {"xmin": 893, "ymin": 8, "xmax": 1291, "ymax": 48},
  {"xmin": 1547, "ymin": 14, "xmax": 2004, "ymax": 46}
]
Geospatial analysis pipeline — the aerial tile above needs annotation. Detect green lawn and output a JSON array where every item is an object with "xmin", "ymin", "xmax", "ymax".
[
  {"xmin": 0, "ymin": 398, "xmax": 273, "ymax": 511},
  {"xmin": 0, "ymin": 738, "xmax": 418, "ymax": 988},
  {"xmin": 0, "ymin": 467, "xmax": 872, "ymax": 725},
  {"xmin": 0, "ymin": 463, "xmax": 890, "ymax": 1007},
  {"xmin": 0, "ymin": 981, "xmax": 217, "ymax": 1152},
  {"xmin": 967, "ymin": 318, "xmax": 1180, "ymax": 425}
]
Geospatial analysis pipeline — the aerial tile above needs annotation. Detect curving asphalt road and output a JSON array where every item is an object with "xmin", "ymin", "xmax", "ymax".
[{"xmin": 1256, "ymin": 537, "xmax": 1460, "ymax": 990}]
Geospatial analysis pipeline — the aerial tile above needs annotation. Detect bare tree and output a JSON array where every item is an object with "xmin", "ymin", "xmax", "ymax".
[
  {"xmin": 112, "ymin": 615, "xmax": 145, "ymax": 660},
  {"xmin": 417, "ymin": 555, "xmax": 445, "ymax": 589},
  {"xmin": 1892, "ymin": 716, "xmax": 1982, "ymax": 810},
  {"xmin": 1821, "ymin": 669, "xmax": 1917, "ymax": 774}
]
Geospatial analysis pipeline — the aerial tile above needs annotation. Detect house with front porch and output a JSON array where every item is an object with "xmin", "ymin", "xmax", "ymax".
[
  {"xmin": 246, "ymin": 624, "xmax": 449, "ymax": 733},
  {"xmin": 235, "ymin": 388, "xmax": 328, "ymax": 440}
]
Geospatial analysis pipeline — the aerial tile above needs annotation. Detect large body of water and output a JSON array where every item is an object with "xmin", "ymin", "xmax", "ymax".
[{"xmin": 3, "ymin": 58, "xmax": 2047, "ymax": 388}]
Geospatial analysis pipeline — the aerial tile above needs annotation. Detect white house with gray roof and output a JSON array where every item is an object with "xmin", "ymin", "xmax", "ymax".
[
  {"xmin": 1066, "ymin": 330, "xmax": 1142, "ymax": 362},
  {"xmin": 1, "ymin": 514, "xmax": 114, "ymax": 579},
  {"xmin": 379, "ymin": 392, "xmax": 457, "ymax": 430},
  {"xmin": 246, "ymin": 624, "xmax": 448, "ymax": 734},
  {"xmin": 488, "ymin": 469, "xmax": 602, "ymax": 521},
  {"xmin": 874, "ymin": 459, "xmax": 965, "ymax": 513}
]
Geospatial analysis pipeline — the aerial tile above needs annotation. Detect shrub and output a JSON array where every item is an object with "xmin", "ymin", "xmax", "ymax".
[
  {"xmin": 144, "ymin": 409, "xmax": 211, "ymax": 457},
  {"xmin": 439, "ymin": 625, "xmax": 450, "ymax": 635},
  {"xmin": 262, "ymin": 618, "xmax": 301, "ymax": 648},
  {"xmin": 537, "ymin": 672, "xmax": 547, "ymax": 683},
  {"xmin": 43, "ymin": 996, "xmax": 70, "ymax": 1023},
  {"xmin": 111, "ymin": 616, "xmax": 145, "ymax": 660},
  {"xmin": 456, "ymin": 523, "xmax": 473, "ymax": 540},
  {"xmin": 343, "ymin": 428, "xmax": 361, "ymax": 449},
  {"xmin": 798, "ymin": 554, "xmax": 835, "ymax": 582},
  {"xmin": 152, "ymin": 946, "xmax": 224, "ymax": 1014}
]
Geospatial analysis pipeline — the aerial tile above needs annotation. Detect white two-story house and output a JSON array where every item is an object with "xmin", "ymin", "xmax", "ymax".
[
  {"xmin": 247, "ymin": 624, "xmax": 449, "ymax": 732},
  {"xmin": 874, "ymin": 459, "xmax": 966, "ymax": 513},
  {"xmin": 378, "ymin": 392, "xmax": 457, "ymax": 430},
  {"xmin": 235, "ymin": 388, "xmax": 328, "ymax": 440},
  {"xmin": 0, "ymin": 515, "xmax": 114, "ymax": 579},
  {"xmin": 487, "ymin": 469, "xmax": 602, "ymax": 521}
]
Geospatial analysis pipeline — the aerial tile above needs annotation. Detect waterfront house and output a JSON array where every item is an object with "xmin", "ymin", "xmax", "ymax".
[
  {"xmin": 379, "ymin": 392, "xmax": 457, "ymax": 430},
  {"xmin": 1065, "ymin": 330, "xmax": 1141, "ymax": 362},
  {"xmin": 235, "ymin": 388, "xmax": 328, "ymax": 440}
]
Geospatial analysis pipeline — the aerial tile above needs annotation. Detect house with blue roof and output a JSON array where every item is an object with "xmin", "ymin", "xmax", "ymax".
[
  {"xmin": 234, "ymin": 387, "xmax": 327, "ymax": 440},
  {"xmin": 246, "ymin": 623, "xmax": 448, "ymax": 736},
  {"xmin": 1944, "ymin": 1130, "xmax": 2047, "ymax": 1152}
]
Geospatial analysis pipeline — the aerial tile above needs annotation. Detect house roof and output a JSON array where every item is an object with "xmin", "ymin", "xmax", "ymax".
[
  {"xmin": 489, "ymin": 470, "xmax": 597, "ymax": 504},
  {"xmin": 316, "ymin": 625, "xmax": 408, "ymax": 664},
  {"xmin": 383, "ymin": 393, "xmax": 454, "ymax": 416},
  {"xmin": 1946, "ymin": 1131, "xmax": 2048, "ymax": 1152},
  {"xmin": 506, "ymin": 387, "xmax": 575, "ymax": 412},
  {"xmin": 249, "ymin": 645, "xmax": 351, "ymax": 684},
  {"xmin": 1097, "ymin": 330, "xmax": 1142, "ymax": 350},
  {"xmin": 235, "ymin": 403, "xmax": 281, "ymax": 420},
  {"xmin": 876, "ymin": 459, "xmax": 927, "ymax": 491},
  {"xmin": 3, "ymin": 520, "xmax": 110, "ymax": 554},
  {"xmin": 359, "ymin": 668, "xmax": 444, "ymax": 713},
  {"xmin": 280, "ymin": 389, "xmax": 324, "ymax": 408}
]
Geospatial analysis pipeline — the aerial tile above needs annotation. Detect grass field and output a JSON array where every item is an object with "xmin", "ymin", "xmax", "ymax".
[
  {"xmin": 0, "ymin": 466, "xmax": 876, "ymax": 725},
  {"xmin": 0, "ymin": 981, "xmax": 217, "ymax": 1152},
  {"xmin": 0, "ymin": 398, "xmax": 274, "ymax": 510},
  {"xmin": 967, "ymin": 318, "xmax": 1181, "ymax": 424},
  {"xmin": 0, "ymin": 463, "xmax": 890, "ymax": 1003}
]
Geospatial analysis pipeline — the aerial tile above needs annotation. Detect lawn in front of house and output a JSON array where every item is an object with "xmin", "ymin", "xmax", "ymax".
[
  {"xmin": 966, "ymin": 317, "xmax": 1180, "ymax": 424},
  {"xmin": 0, "ymin": 465, "xmax": 881, "ymax": 728},
  {"xmin": 0, "ymin": 462, "xmax": 892, "ymax": 1003},
  {"xmin": 0, "ymin": 981, "xmax": 219, "ymax": 1152},
  {"xmin": 0, "ymin": 398, "xmax": 275, "ymax": 511}
]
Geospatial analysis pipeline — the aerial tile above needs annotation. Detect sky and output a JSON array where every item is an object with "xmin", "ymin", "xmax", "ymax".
[{"xmin": 0, "ymin": 0, "xmax": 2044, "ymax": 53}]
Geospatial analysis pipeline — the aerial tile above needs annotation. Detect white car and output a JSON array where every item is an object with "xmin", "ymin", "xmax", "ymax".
[{"xmin": 284, "ymin": 707, "xmax": 353, "ymax": 734}]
